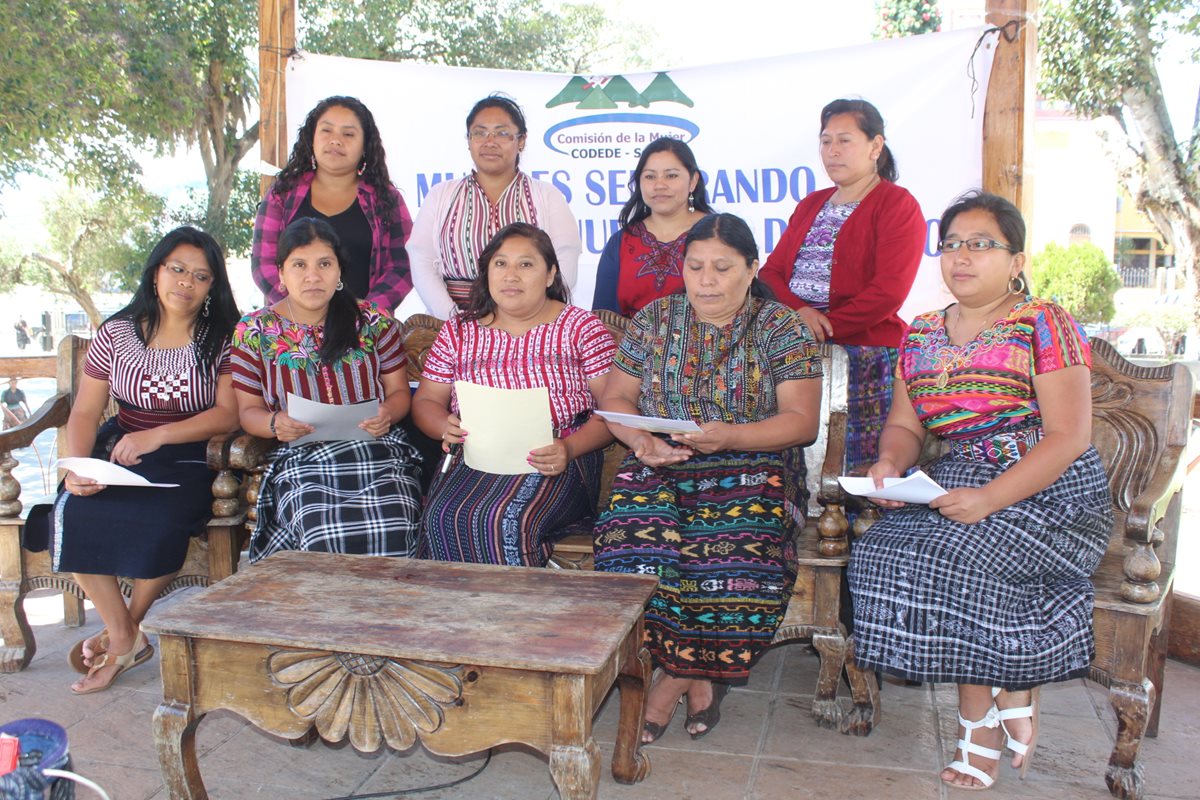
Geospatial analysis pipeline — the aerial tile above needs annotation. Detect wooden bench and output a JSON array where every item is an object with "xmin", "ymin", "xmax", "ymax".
[
  {"xmin": 0, "ymin": 335, "xmax": 247, "ymax": 672},
  {"xmin": 849, "ymin": 338, "xmax": 1190, "ymax": 799}
]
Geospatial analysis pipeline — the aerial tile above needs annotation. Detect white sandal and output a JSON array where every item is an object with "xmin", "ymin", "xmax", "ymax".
[
  {"xmin": 943, "ymin": 705, "xmax": 1002, "ymax": 790},
  {"xmin": 992, "ymin": 686, "xmax": 1040, "ymax": 778}
]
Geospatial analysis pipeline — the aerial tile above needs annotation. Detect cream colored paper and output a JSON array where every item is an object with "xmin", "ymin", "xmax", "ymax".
[
  {"xmin": 454, "ymin": 381, "xmax": 553, "ymax": 475},
  {"xmin": 55, "ymin": 457, "xmax": 179, "ymax": 488},
  {"xmin": 837, "ymin": 470, "xmax": 948, "ymax": 504}
]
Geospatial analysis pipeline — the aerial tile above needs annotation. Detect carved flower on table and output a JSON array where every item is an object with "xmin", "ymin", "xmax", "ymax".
[{"xmin": 267, "ymin": 648, "xmax": 464, "ymax": 752}]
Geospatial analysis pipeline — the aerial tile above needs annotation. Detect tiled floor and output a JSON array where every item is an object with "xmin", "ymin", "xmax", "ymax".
[{"xmin": 3, "ymin": 589, "xmax": 1198, "ymax": 799}]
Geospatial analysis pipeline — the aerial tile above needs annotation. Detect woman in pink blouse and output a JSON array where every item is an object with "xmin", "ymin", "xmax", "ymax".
[
  {"xmin": 412, "ymin": 222, "xmax": 615, "ymax": 566},
  {"xmin": 233, "ymin": 218, "xmax": 423, "ymax": 560},
  {"xmin": 29, "ymin": 227, "xmax": 241, "ymax": 694}
]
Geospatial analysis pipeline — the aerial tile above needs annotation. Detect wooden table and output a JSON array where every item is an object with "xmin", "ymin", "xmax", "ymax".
[{"xmin": 143, "ymin": 551, "xmax": 658, "ymax": 799}]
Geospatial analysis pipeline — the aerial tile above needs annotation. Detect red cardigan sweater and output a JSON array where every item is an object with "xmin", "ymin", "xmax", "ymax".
[{"xmin": 759, "ymin": 180, "xmax": 926, "ymax": 348}]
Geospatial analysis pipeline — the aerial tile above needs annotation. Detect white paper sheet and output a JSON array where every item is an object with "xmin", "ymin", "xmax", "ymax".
[
  {"xmin": 55, "ymin": 457, "xmax": 179, "ymax": 488},
  {"xmin": 285, "ymin": 392, "xmax": 379, "ymax": 446},
  {"xmin": 837, "ymin": 470, "xmax": 948, "ymax": 504},
  {"xmin": 594, "ymin": 410, "xmax": 703, "ymax": 435},
  {"xmin": 454, "ymin": 381, "xmax": 553, "ymax": 475}
]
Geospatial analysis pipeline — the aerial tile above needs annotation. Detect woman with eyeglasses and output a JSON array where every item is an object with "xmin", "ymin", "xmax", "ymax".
[
  {"xmin": 848, "ymin": 192, "xmax": 1112, "ymax": 790},
  {"xmin": 252, "ymin": 96, "xmax": 414, "ymax": 313},
  {"xmin": 408, "ymin": 94, "xmax": 581, "ymax": 318},
  {"xmin": 25, "ymin": 227, "xmax": 241, "ymax": 694},
  {"xmin": 759, "ymin": 98, "xmax": 926, "ymax": 472}
]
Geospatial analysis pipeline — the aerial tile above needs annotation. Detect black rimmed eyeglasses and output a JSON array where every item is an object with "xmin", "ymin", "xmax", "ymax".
[{"xmin": 938, "ymin": 238, "xmax": 1016, "ymax": 253}]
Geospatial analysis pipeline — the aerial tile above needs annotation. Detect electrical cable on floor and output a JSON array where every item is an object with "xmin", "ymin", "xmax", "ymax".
[{"xmin": 320, "ymin": 748, "xmax": 492, "ymax": 800}]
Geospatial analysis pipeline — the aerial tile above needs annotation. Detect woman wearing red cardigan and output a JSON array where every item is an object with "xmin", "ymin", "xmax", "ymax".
[{"xmin": 760, "ymin": 99, "xmax": 926, "ymax": 470}]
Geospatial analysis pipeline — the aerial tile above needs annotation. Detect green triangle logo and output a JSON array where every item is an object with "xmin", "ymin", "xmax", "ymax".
[
  {"xmin": 545, "ymin": 76, "xmax": 591, "ymax": 108},
  {"xmin": 641, "ymin": 73, "xmax": 694, "ymax": 107}
]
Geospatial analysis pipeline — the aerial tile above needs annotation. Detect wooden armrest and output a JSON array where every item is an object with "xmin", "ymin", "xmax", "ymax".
[
  {"xmin": 817, "ymin": 410, "xmax": 848, "ymax": 504},
  {"xmin": 226, "ymin": 432, "xmax": 280, "ymax": 471},
  {"xmin": 1124, "ymin": 444, "xmax": 1186, "ymax": 545},
  {"xmin": 0, "ymin": 394, "xmax": 70, "ymax": 452}
]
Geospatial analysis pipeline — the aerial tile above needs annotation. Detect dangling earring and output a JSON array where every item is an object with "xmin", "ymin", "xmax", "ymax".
[
  {"xmin": 688, "ymin": 192, "xmax": 695, "ymax": 214},
  {"xmin": 357, "ymin": 161, "xmax": 366, "ymax": 177},
  {"xmin": 202, "ymin": 296, "xmax": 211, "ymax": 317},
  {"xmin": 336, "ymin": 280, "xmax": 344, "ymax": 291},
  {"xmin": 310, "ymin": 155, "xmax": 317, "ymax": 171},
  {"xmin": 1008, "ymin": 275, "xmax": 1027, "ymax": 295}
]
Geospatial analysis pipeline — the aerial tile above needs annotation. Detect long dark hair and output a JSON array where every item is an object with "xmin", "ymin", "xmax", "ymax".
[
  {"xmin": 276, "ymin": 217, "xmax": 364, "ymax": 363},
  {"xmin": 461, "ymin": 222, "xmax": 569, "ymax": 323},
  {"xmin": 272, "ymin": 96, "xmax": 397, "ymax": 226},
  {"xmin": 684, "ymin": 213, "xmax": 775, "ymax": 301},
  {"xmin": 111, "ymin": 226, "xmax": 239, "ymax": 370},
  {"xmin": 617, "ymin": 138, "xmax": 713, "ymax": 229},
  {"xmin": 466, "ymin": 94, "xmax": 528, "ymax": 169},
  {"xmin": 821, "ymin": 98, "xmax": 898, "ymax": 183}
]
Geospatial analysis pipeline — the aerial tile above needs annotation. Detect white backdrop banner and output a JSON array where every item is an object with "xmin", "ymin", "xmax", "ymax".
[{"xmin": 284, "ymin": 27, "xmax": 997, "ymax": 320}]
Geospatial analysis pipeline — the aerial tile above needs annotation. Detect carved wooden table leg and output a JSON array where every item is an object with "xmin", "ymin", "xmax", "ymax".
[
  {"xmin": 810, "ymin": 630, "xmax": 846, "ymax": 729},
  {"xmin": 841, "ymin": 638, "xmax": 879, "ymax": 737},
  {"xmin": 0, "ymin": 522, "xmax": 34, "ymax": 672},
  {"xmin": 1106, "ymin": 678, "xmax": 1153, "ymax": 800},
  {"xmin": 549, "ymin": 674, "xmax": 601, "ymax": 800},
  {"xmin": 611, "ymin": 629, "xmax": 651, "ymax": 784},
  {"xmin": 153, "ymin": 635, "xmax": 208, "ymax": 799}
]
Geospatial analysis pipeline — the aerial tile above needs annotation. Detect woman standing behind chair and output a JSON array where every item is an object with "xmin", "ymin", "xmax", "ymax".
[
  {"xmin": 848, "ymin": 193, "xmax": 1112, "ymax": 790},
  {"xmin": 409, "ymin": 95, "xmax": 582, "ymax": 318},
  {"xmin": 759, "ymin": 98, "xmax": 926, "ymax": 470},
  {"xmin": 592, "ymin": 138, "xmax": 713, "ymax": 316},
  {"xmin": 234, "ymin": 218, "xmax": 423, "ymax": 561},
  {"xmin": 38, "ymin": 227, "xmax": 240, "ymax": 694},
  {"xmin": 252, "ymin": 96, "xmax": 414, "ymax": 313},
  {"xmin": 413, "ymin": 223, "xmax": 615, "ymax": 567},
  {"xmin": 595, "ymin": 213, "xmax": 823, "ymax": 743}
]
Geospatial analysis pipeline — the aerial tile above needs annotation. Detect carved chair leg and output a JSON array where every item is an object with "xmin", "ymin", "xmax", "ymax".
[
  {"xmin": 1106, "ymin": 678, "xmax": 1152, "ymax": 800},
  {"xmin": 62, "ymin": 591, "xmax": 85, "ymax": 628},
  {"xmin": 810, "ymin": 630, "xmax": 847, "ymax": 730},
  {"xmin": 841, "ymin": 638, "xmax": 879, "ymax": 737},
  {"xmin": 0, "ymin": 528, "xmax": 34, "ymax": 672},
  {"xmin": 205, "ymin": 524, "xmax": 239, "ymax": 584},
  {"xmin": 1146, "ymin": 593, "xmax": 1171, "ymax": 738}
]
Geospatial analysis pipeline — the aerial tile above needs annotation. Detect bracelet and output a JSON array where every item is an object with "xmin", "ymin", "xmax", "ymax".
[{"xmin": 269, "ymin": 410, "xmax": 279, "ymax": 436}]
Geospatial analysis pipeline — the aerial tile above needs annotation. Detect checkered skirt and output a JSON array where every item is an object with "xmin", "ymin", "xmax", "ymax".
[
  {"xmin": 847, "ymin": 445, "xmax": 1112, "ymax": 690},
  {"xmin": 249, "ymin": 429, "xmax": 423, "ymax": 562}
]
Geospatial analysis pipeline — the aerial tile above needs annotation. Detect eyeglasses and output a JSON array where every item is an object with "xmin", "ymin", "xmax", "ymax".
[
  {"xmin": 467, "ymin": 129, "xmax": 518, "ymax": 142},
  {"xmin": 938, "ymin": 238, "xmax": 1016, "ymax": 253},
  {"xmin": 161, "ymin": 262, "xmax": 213, "ymax": 284}
]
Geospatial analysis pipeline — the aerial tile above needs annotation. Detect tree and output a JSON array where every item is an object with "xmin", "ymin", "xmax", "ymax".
[
  {"xmin": 4, "ymin": 184, "xmax": 166, "ymax": 328},
  {"xmin": 874, "ymin": 0, "xmax": 942, "ymax": 39},
  {"xmin": 1040, "ymin": 1, "xmax": 1200, "ymax": 312},
  {"xmin": 1117, "ymin": 303, "xmax": 1194, "ymax": 357},
  {"xmin": 1031, "ymin": 241, "xmax": 1122, "ymax": 323}
]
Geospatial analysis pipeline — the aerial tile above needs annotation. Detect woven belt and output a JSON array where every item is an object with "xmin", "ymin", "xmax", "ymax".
[
  {"xmin": 948, "ymin": 426, "xmax": 1044, "ymax": 467},
  {"xmin": 445, "ymin": 279, "xmax": 474, "ymax": 309}
]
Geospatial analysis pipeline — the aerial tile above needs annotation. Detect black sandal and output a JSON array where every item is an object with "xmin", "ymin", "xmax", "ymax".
[{"xmin": 685, "ymin": 683, "xmax": 729, "ymax": 739}]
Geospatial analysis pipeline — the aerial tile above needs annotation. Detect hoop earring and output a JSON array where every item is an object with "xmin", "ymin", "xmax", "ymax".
[
  {"xmin": 336, "ymin": 280, "xmax": 344, "ymax": 291},
  {"xmin": 357, "ymin": 161, "xmax": 366, "ymax": 177},
  {"xmin": 202, "ymin": 296, "xmax": 211, "ymax": 317},
  {"xmin": 1009, "ymin": 275, "xmax": 1027, "ymax": 295},
  {"xmin": 688, "ymin": 192, "xmax": 695, "ymax": 214}
]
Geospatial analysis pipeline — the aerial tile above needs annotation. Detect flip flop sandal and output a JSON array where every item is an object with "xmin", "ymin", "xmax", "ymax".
[
  {"xmin": 67, "ymin": 630, "xmax": 109, "ymax": 674},
  {"xmin": 70, "ymin": 631, "xmax": 154, "ymax": 695}
]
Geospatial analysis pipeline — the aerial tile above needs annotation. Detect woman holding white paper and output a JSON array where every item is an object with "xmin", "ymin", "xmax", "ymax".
[
  {"xmin": 24, "ymin": 226, "xmax": 240, "ymax": 694},
  {"xmin": 847, "ymin": 193, "xmax": 1112, "ymax": 789},
  {"xmin": 594, "ymin": 213, "xmax": 823, "ymax": 743},
  {"xmin": 232, "ymin": 217, "xmax": 422, "ymax": 561},
  {"xmin": 413, "ymin": 222, "xmax": 615, "ymax": 567}
]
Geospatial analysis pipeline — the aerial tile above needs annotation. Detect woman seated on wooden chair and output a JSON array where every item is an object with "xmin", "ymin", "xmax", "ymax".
[
  {"xmin": 847, "ymin": 192, "xmax": 1114, "ymax": 790},
  {"xmin": 412, "ymin": 222, "xmax": 616, "ymax": 567},
  {"xmin": 27, "ymin": 226, "xmax": 240, "ymax": 694},
  {"xmin": 232, "ymin": 217, "xmax": 423, "ymax": 561}
]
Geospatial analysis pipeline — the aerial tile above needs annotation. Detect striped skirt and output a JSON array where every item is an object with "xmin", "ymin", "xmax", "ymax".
[
  {"xmin": 848, "ymin": 443, "xmax": 1112, "ymax": 690},
  {"xmin": 593, "ymin": 449, "xmax": 802, "ymax": 683},
  {"xmin": 249, "ymin": 429, "xmax": 423, "ymax": 562},
  {"xmin": 419, "ymin": 448, "xmax": 603, "ymax": 567},
  {"xmin": 842, "ymin": 344, "xmax": 898, "ymax": 472}
]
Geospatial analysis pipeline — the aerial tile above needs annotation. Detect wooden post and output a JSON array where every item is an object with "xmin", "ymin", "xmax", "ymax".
[
  {"xmin": 983, "ymin": 0, "xmax": 1036, "ymax": 223},
  {"xmin": 259, "ymin": 0, "xmax": 296, "ymax": 198}
]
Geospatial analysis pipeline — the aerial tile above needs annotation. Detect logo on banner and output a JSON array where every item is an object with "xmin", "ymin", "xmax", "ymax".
[{"xmin": 543, "ymin": 73, "xmax": 698, "ymax": 159}]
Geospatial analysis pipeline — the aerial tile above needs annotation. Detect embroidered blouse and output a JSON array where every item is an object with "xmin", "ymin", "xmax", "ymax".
[
  {"xmin": 900, "ymin": 297, "xmax": 1091, "ymax": 440},
  {"xmin": 615, "ymin": 294, "xmax": 822, "ymax": 424},
  {"xmin": 593, "ymin": 221, "xmax": 688, "ymax": 317},
  {"xmin": 422, "ymin": 305, "xmax": 615, "ymax": 432},
  {"xmin": 230, "ymin": 301, "xmax": 405, "ymax": 411},
  {"xmin": 84, "ymin": 316, "xmax": 232, "ymax": 432},
  {"xmin": 787, "ymin": 199, "xmax": 859, "ymax": 309}
]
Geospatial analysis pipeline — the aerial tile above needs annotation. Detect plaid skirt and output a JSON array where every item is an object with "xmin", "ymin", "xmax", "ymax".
[
  {"xmin": 419, "ymin": 448, "xmax": 602, "ymax": 567},
  {"xmin": 249, "ymin": 429, "xmax": 423, "ymax": 562},
  {"xmin": 593, "ymin": 448, "xmax": 803, "ymax": 683},
  {"xmin": 848, "ymin": 443, "xmax": 1112, "ymax": 690}
]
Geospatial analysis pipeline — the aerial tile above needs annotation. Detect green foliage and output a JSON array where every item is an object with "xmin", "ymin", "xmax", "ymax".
[
  {"xmin": 1032, "ymin": 242, "xmax": 1122, "ymax": 324},
  {"xmin": 874, "ymin": 0, "xmax": 942, "ymax": 39},
  {"xmin": 301, "ymin": 0, "xmax": 612, "ymax": 72},
  {"xmin": 173, "ymin": 169, "xmax": 261, "ymax": 259}
]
